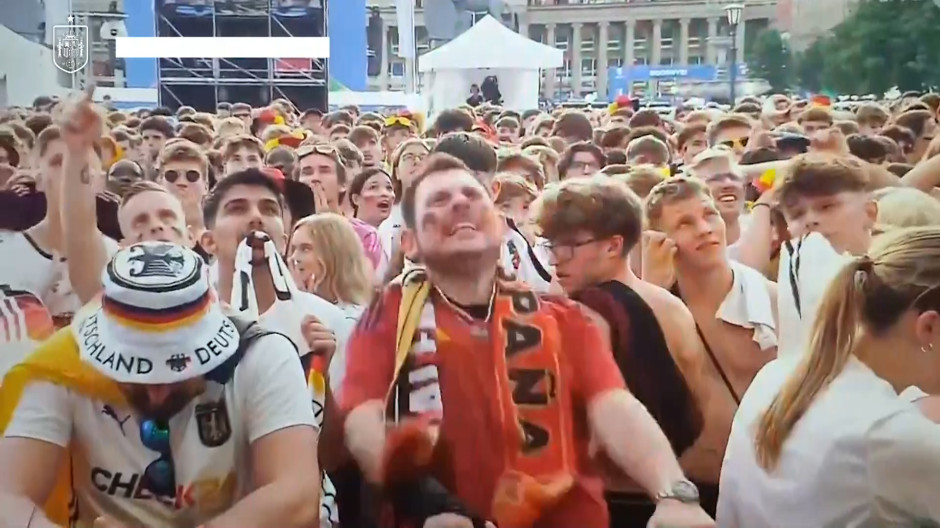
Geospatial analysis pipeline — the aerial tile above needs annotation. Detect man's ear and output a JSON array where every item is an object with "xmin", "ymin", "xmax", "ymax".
[{"xmin": 400, "ymin": 228, "xmax": 418, "ymax": 261}]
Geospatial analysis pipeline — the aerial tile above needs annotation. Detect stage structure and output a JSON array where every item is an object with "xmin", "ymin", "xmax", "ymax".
[{"xmin": 155, "ymin": 0, "xmax": 328, "ymax": 111}]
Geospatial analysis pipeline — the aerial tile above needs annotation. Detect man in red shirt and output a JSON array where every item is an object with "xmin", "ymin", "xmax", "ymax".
[{"xmin": 339, "ymin": 153, "xmax": 714, "ymax": 528}]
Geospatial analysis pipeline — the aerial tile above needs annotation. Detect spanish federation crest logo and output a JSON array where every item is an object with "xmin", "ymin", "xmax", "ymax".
[{"xmin": 53, "ymin": 16, "xmax": 89, "ymax": 74}]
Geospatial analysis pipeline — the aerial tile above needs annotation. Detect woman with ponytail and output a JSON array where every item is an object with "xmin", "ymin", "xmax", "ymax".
[{"xmin": 717, "ymin": 227, "xmax": 940, "ymax": 527}]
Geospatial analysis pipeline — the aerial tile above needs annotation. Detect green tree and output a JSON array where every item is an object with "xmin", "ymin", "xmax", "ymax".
[
  {"xmin": 799, "ymin": 0, "xmax": 940, "ymax": 95},
  {"xmin": 795, "ymin": 38, "xmax": 826, "ymax": 93},
  {"xmin": 747, "ymin": 29, "xmax": 793, "ymax": 92}
]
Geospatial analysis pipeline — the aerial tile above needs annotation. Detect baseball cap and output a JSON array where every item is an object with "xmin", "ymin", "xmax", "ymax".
[{"xmin": 75, "ymin": 242, "xmax": 240, "ymax": 384}]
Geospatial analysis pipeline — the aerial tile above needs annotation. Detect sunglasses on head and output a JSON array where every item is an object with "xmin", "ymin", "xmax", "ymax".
[
  {"xmin": 720, "ymin": 137, "xmax": 750, "ymax": 150},
  {"xmin": 296, "ymin": 143, "xmax": 339, "ymax": 159},
  {"xmin": 385, "ymin": 116, "xmax": 413, "ymax": 129},
  {"xmin": 162, "ymin": 169, "xmax": 202, "ymax": 184},
  {"xmin": 139, "ymin": 419, "xmax": 176, "ymax": 498}
]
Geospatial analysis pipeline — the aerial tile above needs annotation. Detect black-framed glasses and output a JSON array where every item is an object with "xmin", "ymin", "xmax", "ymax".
[
  {"xmin": 544, "ymin": 238, "xmax": 598, "ymax": 262},
  {"xmin": 162, "ymin": 169, "xmax": 202, "ymax": 184},
  {"xmin": 139, "ymin": 419, "xmax": 176, "ymax": 498}
]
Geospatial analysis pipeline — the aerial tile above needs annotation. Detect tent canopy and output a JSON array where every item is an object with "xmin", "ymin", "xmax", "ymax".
[{"xmin": 418, "ymin": 15, "xmax": 562, "ymax": 72}]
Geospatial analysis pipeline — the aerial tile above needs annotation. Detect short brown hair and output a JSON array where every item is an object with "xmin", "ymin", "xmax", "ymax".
[
  {"xmin": 157, "ymin": 139, "xmax": 209, "ymax": 175},
  {"xmin": 24, "ymin": 113, "xmax": 53, "ymax": 137},
  {"xmin": 629, "ymin": 109, "xmax": 663, "ymax": 129},
  {"xmin": 520, "ymin": 136, "xmax": 550, "ymax": 149},
  {"xmin": 558, "ymin": 141, "xmax": 606, "ymax": 179},
  {"xmin": 846, "ymin": 134, "xmax": 888, "ymax": 163},
  {"xmin": 552, "ymin": 112, "xmax": 593, "ymax": 142},
  {"xmin": 139, "ymin": 116, "xmax": 175, "ymax": 139},
  {"xmin": 348, "ymin": 125, "xmax": 380, "ymax": 147},
  {"xmin": 401, "ymin": 153, "xmax": 473, "ymax": 229},
  {"xmin": 676, "ymin": 123, "xmax": 707, "ymax": 153},
  {"xmin": 432, "ymin": 132, "xmax": 498, "ymax": 175},
  {"xmin": 856, "ymin": 103, "xmax": 889, "ymax": 129},
  {"xmin": 707, "ymin": 115, "xmax": 752, "ymax": 145},
  {"xmin": 834, "ymin": 120, "xmax": 860, "ymax": 136},
  {"xmin": 221, "ymin": 135, "xmax": 264, "ymax": 162},
  {"xmin": 613, "ymin": 166, "xmax": 664, "ymax": 199},
  {"xmin": 627, "ymin": 135, "xmax": 670, "ymax": 165},
  {"xmin": 493, "ymin": 172, "xmax": 537, "ymax": 205},
  {"xmin": 497, "ymin": 152, "xmax": 545, "ymax": 189},
  {"xmin": 600, "ymin": 126, "xmax": 632, "ymax": 150},
  {"xmin": 644, "ymin": 176, "xmax": 713, "ymax": 230},
  {"xmin": 121, "ymin": 180, "xmax": 173, "ymax": 209},
  {"xmin": 775, "ymin": 154, "xmax": 870, "ymax": 213},
  {"xmin": 627, "ymin": 126, "xmax": 670, "ymax": 148},
  {"xmin": 177, "ymin": 123, "xmax": 213, "ymax": 146},
  {"xmin": 536, "ymin": 175, "xmax": 644, "ymax": 254},
  {"xmin": 332, "ymin": 138, "xmax": 364, "ymax": 167},
  {"xmin": 797, "ymin": 107, "xmax": 834, "ymax": 126},
  {"xmin": 894, "ymin": 110, "xmax": 935, "ymax": 139}
]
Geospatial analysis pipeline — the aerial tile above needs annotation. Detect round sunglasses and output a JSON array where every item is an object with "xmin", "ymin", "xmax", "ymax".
[{"xmin": 162, "ymin": 169, "xmax": 203, "ymax": 184}]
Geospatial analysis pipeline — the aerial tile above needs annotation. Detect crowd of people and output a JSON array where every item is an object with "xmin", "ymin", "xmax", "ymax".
[{"xmin": 0, "ymin": 87, "xmax": 939, "ymax": 528}]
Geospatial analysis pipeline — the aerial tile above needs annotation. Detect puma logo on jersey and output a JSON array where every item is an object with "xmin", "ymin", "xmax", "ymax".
[{"xmin": 102, "ymin": 404, "xmax": 131, "ymax": 436}]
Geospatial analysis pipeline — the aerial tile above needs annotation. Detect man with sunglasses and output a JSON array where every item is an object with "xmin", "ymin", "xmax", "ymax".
[
  {"xmin": 0, "ymin": 242, "xmax": 323, "ymax": 528},
  {"xmin": 157, "ymin": 140, "xmax": 211, "ymax": 248},
  {"xmin": 706, "ymin": 115, "xmax": 753, "ymax": 162}
]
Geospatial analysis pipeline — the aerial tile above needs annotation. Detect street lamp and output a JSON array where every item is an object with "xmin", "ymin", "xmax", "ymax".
[{"xmin": 724, "ymin": 3, "xmax": 744, "ymax": 104}]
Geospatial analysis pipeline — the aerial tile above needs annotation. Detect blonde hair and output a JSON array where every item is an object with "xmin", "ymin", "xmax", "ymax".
[
  {"xmin": 644, "ymin": 176, "xmax": 713, "ymax": 230},
  {"xmin": 754, "ymin": 227, "xmax": 940, "ymax": 469},
  {"xmin": 873, "ymin": 187, "xmax": 940, "ymax": 231},
  {"xmin": 217, "ymin": 117, "xmax": 247, "ymax": 138},
  {"xmin": 290, "ymin": 214, "xmax": 373, "ymax": 306}
]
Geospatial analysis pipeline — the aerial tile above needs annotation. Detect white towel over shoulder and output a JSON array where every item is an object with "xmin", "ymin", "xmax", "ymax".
[
  {"xmin": 776, "ymin": 232, "xmax": 853, "ymax": 359},
  {"xmin": 716, "ymin": 260, "xmax": 777, "ymax": 351}
]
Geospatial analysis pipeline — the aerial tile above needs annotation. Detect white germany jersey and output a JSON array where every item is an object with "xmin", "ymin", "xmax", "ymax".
[{"xmin": 4, "ymin": 332, "xmax": 317, "ymax": 528}]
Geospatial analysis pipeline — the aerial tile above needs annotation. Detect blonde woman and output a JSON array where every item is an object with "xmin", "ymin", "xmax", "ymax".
[
  {"xmin": 288, "ymin": 213, "xmax": 374, "ymax": 322},
  {"xmin": 717, "ymin": 227, "xmax": 940, "ymax": 526}
]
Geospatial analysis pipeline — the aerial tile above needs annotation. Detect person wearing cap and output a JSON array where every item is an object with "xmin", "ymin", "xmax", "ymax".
[{"xmin": 0, "ymin": 242, "xmax": 322, "ymax": 528}]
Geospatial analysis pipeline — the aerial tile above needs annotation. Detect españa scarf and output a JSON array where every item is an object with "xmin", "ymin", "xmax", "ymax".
[
  {"xmin": 384, "ymin": 270, "xmax": 576, "ymax": 528},
  {"xmin": 0, "ymin": 325, "xmax": 124, "ymax": 526}
]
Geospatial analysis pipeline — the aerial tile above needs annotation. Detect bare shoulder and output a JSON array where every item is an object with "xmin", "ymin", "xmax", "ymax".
[{"xmin": 633, "ymin": 281, "xmax": 697, "ymax": 331}]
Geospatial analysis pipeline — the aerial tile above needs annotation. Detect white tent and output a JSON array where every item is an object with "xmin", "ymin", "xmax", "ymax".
[{"xmin": 419, "ymin": 15, "xmax": 562, "ymax": 115}]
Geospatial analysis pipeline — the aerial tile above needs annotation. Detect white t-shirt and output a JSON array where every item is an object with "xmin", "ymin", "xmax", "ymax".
[
  {"xmin": 256, "ymin": 291, "xmax": 352, "ymax": 528},
  {"xmin": 717, "ymin": 356, "xmax": 940, "ymax": 527},
  {"xmin": 4, "ymin": 333, "xmax": 316, "ymax": 528},
  {"xmin": 377, "ymin": 204, "xmax": 403, "ymax": 263},
  {"xmin": 0, "ymin": 232, "xmax": 118, "ymax": 377}
]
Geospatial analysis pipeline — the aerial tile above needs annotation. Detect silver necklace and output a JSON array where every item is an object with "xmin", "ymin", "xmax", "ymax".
[{"xmin": 434, "ymin": 283, "xmax": 497, "ymax": 339}]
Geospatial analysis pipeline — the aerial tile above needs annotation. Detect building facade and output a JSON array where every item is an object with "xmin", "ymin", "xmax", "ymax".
[
  {"xmin": 369, "ymin": 0, "xmax": 777, "ymax": 99},
  {"xmin": 779, "ymin": 0, "xmax": 855, "ymax": 51}
]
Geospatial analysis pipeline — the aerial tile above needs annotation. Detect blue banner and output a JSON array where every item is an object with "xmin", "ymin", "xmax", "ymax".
[
  {"xmin": 328, "ymin": 0, "xmax": 367, "ymax": 91},
  {"xmin": 608, "ymin": 64, "xmax": 747, "ymax": 97},
  {"xmin": 123, "ymin": 0, "xmax": 158, "ymax": 89}
]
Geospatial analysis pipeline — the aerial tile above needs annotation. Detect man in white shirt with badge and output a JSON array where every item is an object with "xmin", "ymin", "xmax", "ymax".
[{"xmin": 0, "ymin": 242, "xmax": 321, "ymax": 528}]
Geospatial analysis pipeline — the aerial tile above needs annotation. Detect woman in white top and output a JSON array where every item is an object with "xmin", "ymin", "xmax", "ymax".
[{"xmin": 717, "ymin": 226, "xmax": 940, "ymax": 527}]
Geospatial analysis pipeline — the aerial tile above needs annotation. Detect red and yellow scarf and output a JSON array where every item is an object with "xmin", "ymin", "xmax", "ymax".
[{"xmin": 384, "ymin": 271, "xmax": 576, "ymax": 527}]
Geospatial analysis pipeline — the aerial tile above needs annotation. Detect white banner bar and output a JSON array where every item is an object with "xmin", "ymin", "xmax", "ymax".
[{"xmin": 115, "ymin": 37, "xmax": 330, "ymax": 59}]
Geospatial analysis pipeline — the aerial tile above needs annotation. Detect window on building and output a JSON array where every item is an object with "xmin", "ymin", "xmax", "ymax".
[
  {"xmin": 609, "ymin": 57, "xmax": 623, "ymax": 68},
  {"xmin": 634, "ymin": 56, "xmax": 648, "ymax": 66},
  {"xmin": 389, "ymin": 62, "xmax": 404, "ymax": 77},
  {"xmin": 607, "ymin": 38, "xmax": 621, "ymax": 52},
  {"xmin": 555, "ymin": 34, "xmax": 569, "ymax": 50},
  {"xmin": 581, "ymin": 57, "xmax": 596, "ymax": 77},
  {"xmin": 390, "ymin": 30, "xmax": 399, "ymax": 56},
  {"xmin": 689, "ymin": 55, "xmax": 704, "ymax": 65},
  {"xmin": 660, "ymin": 56, "xmax": 675, "ymax": 66},
  {"xmin": 581, "ymin": 32, "xmax": 595, "ymax": 53}
]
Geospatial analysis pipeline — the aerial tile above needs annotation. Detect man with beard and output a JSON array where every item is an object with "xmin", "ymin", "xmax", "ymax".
[
  {"xmin": 0, "ymin": 242, "xmax": 322, "ymax": 528},
  {"xmin": 340, "ymin": 153, "xmax": 715, "ymax": 528}
]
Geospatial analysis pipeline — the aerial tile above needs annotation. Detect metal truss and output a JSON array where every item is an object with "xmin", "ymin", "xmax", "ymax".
[{"xmin": 156, "ymin": 0, "xmax": 328, "ymax": 109}]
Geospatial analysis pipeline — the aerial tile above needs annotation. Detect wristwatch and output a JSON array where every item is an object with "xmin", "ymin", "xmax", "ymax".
[{"xmin": 655, "ymin": 479, "xmax": 700, "ymax": 504}]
